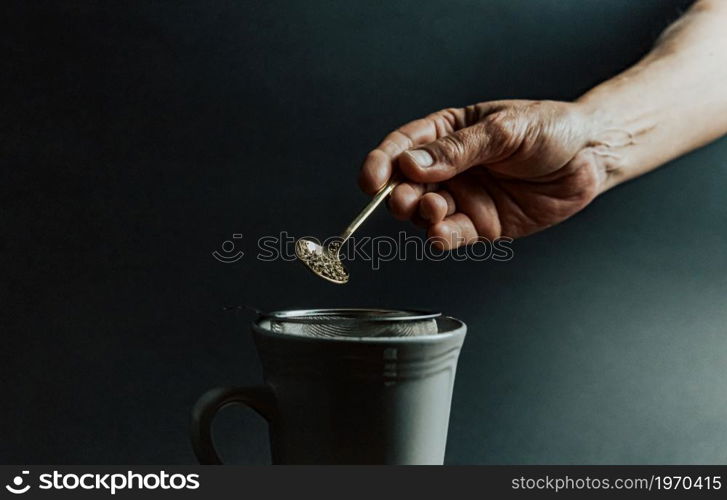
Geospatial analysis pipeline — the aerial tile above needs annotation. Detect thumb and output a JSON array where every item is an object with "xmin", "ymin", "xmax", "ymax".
[{"xmin": 397, "ymin": 119, "xmax": 505, "ymax": 183}]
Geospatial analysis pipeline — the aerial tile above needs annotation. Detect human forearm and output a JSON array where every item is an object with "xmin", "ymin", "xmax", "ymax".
[{"xmin": 577, "ymin": 0, "xmax": 727, "ymax": 191}]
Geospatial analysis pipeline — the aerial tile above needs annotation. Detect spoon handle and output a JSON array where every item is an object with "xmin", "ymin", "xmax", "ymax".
[{"xmin": 339, "ymin": 178, "xmax": 398, "ymax": 243}]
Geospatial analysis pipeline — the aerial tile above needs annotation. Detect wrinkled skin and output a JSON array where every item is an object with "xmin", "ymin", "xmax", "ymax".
[{"xmin": 359, "ymin": 100, "xmax": 607, "ymax": 249}]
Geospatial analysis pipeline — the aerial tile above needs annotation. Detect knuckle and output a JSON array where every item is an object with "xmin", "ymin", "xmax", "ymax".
[
  {"xmin": 482, "ymin": 111, "xmax": 514, "ymax": 141},
  {"xmin": 435, "ymin": 135, "xmax": 467, "ymax": 164},
  {"xmin": 378, "ymin": 138, "xmax": 402, "ymax": 156},
  {"xmin": 361, "ymin": 149, "xmax": 381, "ymax": 169},
  {"xmin": 364, "ymin": 149, "xmax": 384, "ymax": 166},
  {"xmin": 427, "ymin": 108, "xmax": 464, "ymax": 135},
  {"xmin": 422, "ymin": 113, "xmax": 450, "ymax": 137},
  {"xmin": 391, "ymin": 130, "xmax": 414, "ymax": 150},
  {"xmin": 482, "ymin": 111, "xmax": 523, "ymax": 155},
  {"xmin": 436, "ymin": 108, "xmax": 460, "ymax": 127}
]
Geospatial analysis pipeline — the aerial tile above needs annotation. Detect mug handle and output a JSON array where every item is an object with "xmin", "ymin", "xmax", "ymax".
[{"xmin": 190, "ymin": 386, "xmax": 276, "ymax": 464}]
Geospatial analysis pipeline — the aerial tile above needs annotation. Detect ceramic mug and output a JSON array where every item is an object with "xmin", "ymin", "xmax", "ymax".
[{"xmin": 190, "ymin": 309, "xmax": 466, "ymax": 464}]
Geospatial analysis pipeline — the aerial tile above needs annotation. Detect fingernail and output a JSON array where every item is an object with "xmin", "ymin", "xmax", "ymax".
[{"xmin": 407, "ymin": 149, "xmax": 434, "ymax": 168}]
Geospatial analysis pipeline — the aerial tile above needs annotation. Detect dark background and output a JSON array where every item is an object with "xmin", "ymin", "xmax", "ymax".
[{"xmin": 4, "ymin": 0, "xmax": 726, "ymax": 465}]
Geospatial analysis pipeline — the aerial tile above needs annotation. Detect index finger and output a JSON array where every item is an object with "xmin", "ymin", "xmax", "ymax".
[{"xmin": 358, "ymin": 117, "xmax": 440, "ymax": 195}]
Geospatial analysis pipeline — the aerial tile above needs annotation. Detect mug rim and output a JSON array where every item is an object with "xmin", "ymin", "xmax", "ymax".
[
  {"xmin": 253, "ymin": 308, "xmax": 466, "ymax": 344},
  {"xmin": 258, "ymin": 308, "xmax": 441, "ymax": 323}
]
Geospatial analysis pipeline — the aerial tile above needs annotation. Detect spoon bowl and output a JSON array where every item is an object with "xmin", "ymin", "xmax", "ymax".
[
  {"xmin": 294, "ymin": 178, "xmax": 398, "ymax": 284},
  {"xmin": 295, "ymin": 238, "xmax": 350, "ymax": 284}
]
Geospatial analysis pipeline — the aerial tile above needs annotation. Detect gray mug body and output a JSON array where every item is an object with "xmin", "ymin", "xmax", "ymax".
[{"xmin": 191, "ymin": 311, "xmax": 466, "ymax": 465}]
